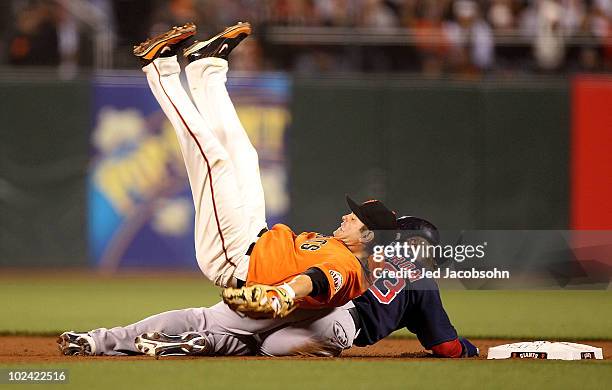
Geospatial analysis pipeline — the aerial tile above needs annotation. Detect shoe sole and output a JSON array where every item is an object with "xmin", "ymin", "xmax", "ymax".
[
  {"xmin": 134, "ymin": 23, "xmax": 196, "ymax": 61},
  {"xmin": 135, "ymin": 332, "xmax": 209, "ymax": 357},
  {"xmin": 57, "ymin": 333, "xmax": 80, "ymax": 356},
  {"xmin": 183, "ymin": 22, "xmax": 251, "ymax": 58}
]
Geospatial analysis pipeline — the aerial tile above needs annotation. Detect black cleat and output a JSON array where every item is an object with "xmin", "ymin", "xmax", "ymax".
[
  {"xmin": 183, "ymin": 22, "xmax": 251, "ymax": 63},
  {"xmin": 133, "ymin": 23, "xmax": 196, "ymax": 66},
  {"xmin": 135, "ymin": 332, "xmax": 211, "ymax": 357}
]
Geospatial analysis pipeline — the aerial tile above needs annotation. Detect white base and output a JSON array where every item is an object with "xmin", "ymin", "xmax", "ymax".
[{"xmin": 487, "ymin": 341, "xmax": 603, "ymax": 360}]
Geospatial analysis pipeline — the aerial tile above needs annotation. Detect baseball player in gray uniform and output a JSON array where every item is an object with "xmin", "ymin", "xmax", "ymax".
[{"xmin": 58, "ymin": 217, "xmax": 478, "ymax": 358}]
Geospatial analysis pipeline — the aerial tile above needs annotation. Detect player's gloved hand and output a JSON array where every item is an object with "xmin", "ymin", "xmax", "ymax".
[{"xmin": 222, "ymin": 283, "xmax": 297, "ymax": 319}]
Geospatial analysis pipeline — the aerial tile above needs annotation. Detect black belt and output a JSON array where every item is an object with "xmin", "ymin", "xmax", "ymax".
[
  {"xmin": 236, "ymin": 228, "xmax": 269, "ymax": 288},
  {"xmin": 348, "ymin": 306, "xmax": 361, "ymax": 334}
]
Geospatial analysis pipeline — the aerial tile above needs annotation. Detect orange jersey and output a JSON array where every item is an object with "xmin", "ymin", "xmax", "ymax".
[{"xmin": 246, "ymin": 224, "xmax": 370, "ymax": 308}]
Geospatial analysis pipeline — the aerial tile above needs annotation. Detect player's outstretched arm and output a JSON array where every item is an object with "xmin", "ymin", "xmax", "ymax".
[
  {"xmin": 222, "ymin": 268, "xmax": 331, "ymax": 318},
  {"xmin": 286, "ymin": 267, "xmax": 331, "ymax": 298}
]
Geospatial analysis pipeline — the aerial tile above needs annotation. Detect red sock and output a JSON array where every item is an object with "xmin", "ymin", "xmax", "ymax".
[{"xmin": 431, "ymin": 338, "xmax": 462, "ymax": 358}]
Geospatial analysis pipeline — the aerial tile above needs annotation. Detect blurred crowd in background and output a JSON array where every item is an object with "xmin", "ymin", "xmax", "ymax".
[{"xmin": 1, "ymin": 0, "xmax": 611, "ymax": 76}]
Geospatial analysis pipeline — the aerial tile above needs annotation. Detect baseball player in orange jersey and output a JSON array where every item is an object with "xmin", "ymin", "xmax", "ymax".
[{"xmin": 133, "ymin": 22, "xmax": 399, "ymax": 317}]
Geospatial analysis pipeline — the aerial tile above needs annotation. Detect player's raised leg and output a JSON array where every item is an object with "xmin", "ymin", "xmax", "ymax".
[
  {"xmin": 134, "ymin": 24, "xmax": 251, "ymax": 286},
  {"xmin": 183, "ymin": 23, "xmax": 267, "ymax": 235}
]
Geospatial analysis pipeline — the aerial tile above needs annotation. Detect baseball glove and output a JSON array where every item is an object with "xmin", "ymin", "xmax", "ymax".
[{"xmin": 222, "ymin": 284, "xmax": 296, "ymax": 319}]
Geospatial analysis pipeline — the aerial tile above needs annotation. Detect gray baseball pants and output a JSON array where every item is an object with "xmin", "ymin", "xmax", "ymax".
[{"xmin": 88, "ymin": 301, "xmax": 356, "ymax": 357}]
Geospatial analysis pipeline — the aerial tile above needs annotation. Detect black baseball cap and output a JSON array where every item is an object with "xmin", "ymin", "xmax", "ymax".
[{"xmin": 346, "ymin": 195, "xmax": 398, "ymax": 230}]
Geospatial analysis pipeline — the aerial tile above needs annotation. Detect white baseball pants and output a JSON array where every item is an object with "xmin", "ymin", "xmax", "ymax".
[{"xmin": 143, "ymin": 56, "xmax": 267, "ymax": 286}]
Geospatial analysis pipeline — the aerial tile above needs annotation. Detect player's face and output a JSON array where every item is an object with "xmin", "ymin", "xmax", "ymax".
[{"xmin": 333, "ymin": 213, "xmax": 366, "ymax": 243}]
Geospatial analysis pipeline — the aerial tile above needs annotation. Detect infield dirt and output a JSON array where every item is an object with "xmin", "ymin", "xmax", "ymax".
[{"xmin": 1, "ymin": 337, "xmax": 610, "ymax": 363}]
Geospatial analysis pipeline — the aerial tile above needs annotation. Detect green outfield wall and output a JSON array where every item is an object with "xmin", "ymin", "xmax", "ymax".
[
  {"xmin": 0, "ymin": 76, "xmax": 570, "ymax": 266},
  {"xmin": 289, "ymin": 78, "xmax": 570, "ymax": 232},
  {"xmin": 0, "ymin": 79, "xmax": 90, "ymax": 266}
]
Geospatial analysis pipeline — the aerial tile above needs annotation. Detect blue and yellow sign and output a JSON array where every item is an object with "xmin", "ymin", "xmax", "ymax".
[{"xmin": 89, "ymin": 74, "xmax": 290, "ymax": 270}]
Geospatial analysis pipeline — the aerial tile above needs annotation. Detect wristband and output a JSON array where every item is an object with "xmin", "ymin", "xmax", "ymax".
[{"xmin": 280, "ymin": 283, "xmax": 296, "ymax": 299}]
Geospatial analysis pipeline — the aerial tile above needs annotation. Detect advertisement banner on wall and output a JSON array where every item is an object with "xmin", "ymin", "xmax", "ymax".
[{"xmin": 89, "ymin": 73, "xmax": 290, "ymax": 271}]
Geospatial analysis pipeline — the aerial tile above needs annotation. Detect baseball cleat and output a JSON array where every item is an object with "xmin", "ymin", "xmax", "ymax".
[
  {"xmin": 133, "ymin": 22, "xmax": 196, "ymax": 66},
  {"xmin": 183, "ymin": 22, "xmax": 251, "ymax": 62},
  {"xmin": 135, "ymin": 332, "xmax": 211, "ymax": 357},
  {"xmin": 57, "ymin": 331, "xmax": 96, "ymax": 356}
]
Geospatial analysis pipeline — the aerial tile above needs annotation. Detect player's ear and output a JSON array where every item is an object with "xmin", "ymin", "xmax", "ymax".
[{"xmin": 360, "ymin": 229, "xmax": 374, "ymax": 244}]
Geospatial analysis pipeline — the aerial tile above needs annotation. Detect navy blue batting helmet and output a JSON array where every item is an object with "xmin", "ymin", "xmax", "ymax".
[{"xmin": 396, "ymin": 216, "xmax": 440, "ymax": 245}]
